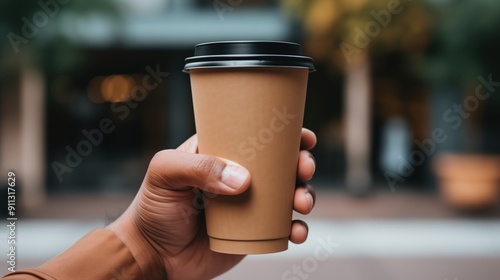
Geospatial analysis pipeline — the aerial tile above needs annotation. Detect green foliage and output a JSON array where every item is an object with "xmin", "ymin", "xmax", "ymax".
[
  {"xmin": 0, "ymin": 0, "xmax": 118, "ymax": 33},
  {"xmin": 0, "ymin": 0, "xmax": 120, "ymax": 73},
  {"xmin": 0, "ymin": 1, "xmax": 41, "ymax": 31},
  {"xmin": 422, "ymin": 0, "xmax": 500, "ymax": 86}
]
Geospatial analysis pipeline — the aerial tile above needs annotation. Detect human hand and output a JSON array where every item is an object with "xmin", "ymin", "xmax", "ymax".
[{"xmin": 108, "ymin": 128, "xmax": 317, "ymax": 280}]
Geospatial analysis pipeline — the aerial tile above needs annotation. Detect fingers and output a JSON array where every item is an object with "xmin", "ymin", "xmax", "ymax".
[
  {"xmin": 296, "ymin": 128, "xmax": 316, "ymax": 216},
  {"xmin": 297, "ymin": 150, "xmax": 315, "ymax": 182},
  {"xmin": 290, "ymin": 220, "xmax": 308, "ymax": 244},
  {"xmin": 300, "ymin": 128, "xmax": 317, "ymax": 150},
  {"xmin": 293, "ymin": 184, "xmax": 316, "ymax": 214},
  {"xmin": 146, "ymin": 149, "xmax": 251, "ymax": 195}
]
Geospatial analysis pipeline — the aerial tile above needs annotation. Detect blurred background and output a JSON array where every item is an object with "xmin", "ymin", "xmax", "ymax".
[{"xmin": 1, "ymin": 0, "xmax": 500, "ymax": 279}]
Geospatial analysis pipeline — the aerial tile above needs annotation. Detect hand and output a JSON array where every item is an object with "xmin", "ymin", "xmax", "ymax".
[{"xmin": 108, "ymin": 128, "xmax": 317, "ymax": 280}]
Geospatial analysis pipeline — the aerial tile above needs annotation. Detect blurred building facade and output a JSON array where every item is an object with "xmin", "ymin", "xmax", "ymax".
[
  {"xmin": 0, "ymin": 0, "xmax": 313, "ymax": 205},
  {"xmin": 1, "ymin": 0, "xmax": 500, "ymax": 207}
]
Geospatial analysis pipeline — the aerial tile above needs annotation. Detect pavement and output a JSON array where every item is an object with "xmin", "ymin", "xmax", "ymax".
[{"xmin": 1, "ymin": 189, "xmax": 499, "ymax": 279}]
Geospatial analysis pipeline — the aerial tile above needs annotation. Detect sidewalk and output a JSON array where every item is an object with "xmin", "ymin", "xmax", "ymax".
[
  {"xmin": 5, "ymin": 189, "xmax": 500, "ymax": 279},
  {"xmin": 3, "ymin": 218, "xmax": 500, "ymax": 279}
]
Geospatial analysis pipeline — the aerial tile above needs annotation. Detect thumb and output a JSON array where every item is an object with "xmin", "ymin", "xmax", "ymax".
[{"xmin": 146, "ymin": 149, "xmax": 251, "ymax": 195}]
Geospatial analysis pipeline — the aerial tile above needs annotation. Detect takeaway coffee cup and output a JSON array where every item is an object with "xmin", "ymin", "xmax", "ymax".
[{"xmin": 184, "ymin": 41, "xmax": 314, "ymax": 254}]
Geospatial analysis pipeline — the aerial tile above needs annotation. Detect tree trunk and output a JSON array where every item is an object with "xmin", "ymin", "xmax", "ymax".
[{"xmin": 344, "ymin": 52, "xmax": 372, "ymax": 194}]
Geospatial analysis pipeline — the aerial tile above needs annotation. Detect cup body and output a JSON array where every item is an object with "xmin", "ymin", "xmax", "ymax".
[{"xmin": 185, "ymin": 41, "xmax": 314, "ymax": 254}]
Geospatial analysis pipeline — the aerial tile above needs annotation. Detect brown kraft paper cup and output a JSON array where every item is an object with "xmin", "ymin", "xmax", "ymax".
[{"xmin": 184, "ymin": 41, "xmax": 314, "ymax": 254}]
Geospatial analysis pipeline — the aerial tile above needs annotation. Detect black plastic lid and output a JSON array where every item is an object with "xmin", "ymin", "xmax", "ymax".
[{"xmin": 183, "ymin": 41, "xmax": 315, "ymax": 72}]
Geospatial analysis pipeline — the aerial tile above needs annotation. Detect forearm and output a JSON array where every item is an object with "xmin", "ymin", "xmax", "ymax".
[{"xmin": 3, "ymin": 228, "xmax": 165, "ymax": 280}]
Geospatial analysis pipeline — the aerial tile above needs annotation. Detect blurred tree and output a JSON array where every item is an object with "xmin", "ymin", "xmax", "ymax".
[
  {"xmin": 282, "ymin": 0, "xmax": 432, "ymax": 192},
  {"xmin": 420, "ymin": 0, "xmax": 500, "ymax": 153},
  {"xmin": 0, "ymin": 0, "xmax": 120, "ymax": 209},
  {"xmin": 422, "ymin": 0, "xmax": 500, "ymax": 87},
  {"xmin": 283, "ymin": 0, "xmax": 431, "ymax": 71},
  {"xmin": 0, "ymin": 0, "xmax": 119, "ymax": 77}
]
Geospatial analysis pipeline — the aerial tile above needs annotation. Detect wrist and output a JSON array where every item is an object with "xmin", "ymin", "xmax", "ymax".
[{"xmin": 107, "ymin": 208, "xmax": 167, "ymax": 279}]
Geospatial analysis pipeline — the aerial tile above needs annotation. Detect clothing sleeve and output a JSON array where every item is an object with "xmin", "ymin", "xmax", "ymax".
[{"xmin": 2, "ymin": 229, "xmax": 162, "ymax": 280}]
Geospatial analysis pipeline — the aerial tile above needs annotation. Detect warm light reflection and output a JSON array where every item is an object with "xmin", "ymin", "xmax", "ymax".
[
  {"xmin": 87, "ymin": 74, "xmax": 140, "ymax": 103},
  {"xmin": 101, "ymin": 75, "xmax": 135, "ymax": 102}
]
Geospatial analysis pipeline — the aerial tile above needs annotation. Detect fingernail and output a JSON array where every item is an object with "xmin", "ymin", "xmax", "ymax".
[
  {"xmin": 306, "ymin": 192, "xmax": 314, "ymax": 210},
  {"xmin": 309, "ymin": 154, "xmax": 316, "ymax": 165},
  {"xmin": 296, "ymin": 220, "xmax": 309, "ymax": 239},
  {"xmin": 221, "ymin": 164, "xmax": 249, "ymax": 190},
  {"xmin": 306, "ymin": 184, "xmax": 316, "ymax": 208},
  {"xmin": 300, "ymin": 220, "xmax": 309, "ymax": 234},
  {"xmin": 308, "ymin": 155, "xmax": 316, "ymax": 181}
]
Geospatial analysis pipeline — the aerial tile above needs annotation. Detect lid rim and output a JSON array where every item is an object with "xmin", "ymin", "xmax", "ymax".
[
  {"xmin": 183, "ymin": 62, "xmax": 315, "ymax": 73},
  {"xmin": 184, "ymin": 41, "xmax": 314, "ymax": 72},
  {"xmin": 185, "ymin": 54, "xmax": 314, "ymax": 61}
]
